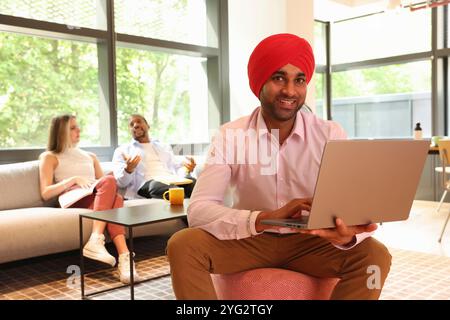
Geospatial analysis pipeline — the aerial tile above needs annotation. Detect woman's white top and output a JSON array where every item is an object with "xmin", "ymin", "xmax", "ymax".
[{"xmin": 53, "ymin": 147, "xmax": 95, "ymax": 183}]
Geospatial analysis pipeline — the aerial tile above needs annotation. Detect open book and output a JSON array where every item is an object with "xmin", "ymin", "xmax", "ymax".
[
  {"xmin": 58, "ymin": 180, "xmax": 100, "ymax": 209},
  {"xmin": 152, "ymin": 175, "xmax": 193, "ymax": 186}
]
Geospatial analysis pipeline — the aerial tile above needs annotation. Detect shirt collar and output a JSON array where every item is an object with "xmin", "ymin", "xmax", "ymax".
[
  {"xmin": 256, "ymin": 107, "xmax": 305, "ymax": 141},
  {"xmin": 291, "ymin": 111, "xmax": 305, "ymax": 140},
  {"xmin": 131, "ymin": 138, "xmax": 153, "ymax": 146},
  {"xmin": 256, "ymin": 109, "xmax": 269, "ymax": 137}
]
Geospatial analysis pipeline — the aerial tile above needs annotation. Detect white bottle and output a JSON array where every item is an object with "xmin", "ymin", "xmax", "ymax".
[{"xmin": 414, "ymin": 122, "xmax": 423, "ymax": 140}]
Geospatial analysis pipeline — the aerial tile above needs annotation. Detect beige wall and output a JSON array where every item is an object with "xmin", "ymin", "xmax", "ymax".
[
  {"xmin": 228, "ymin": 0, "xmax": 315, "ymax": 121},
  {"xmin": 286, "ymin": 0, "xmax": 315, "ymax": 111}
]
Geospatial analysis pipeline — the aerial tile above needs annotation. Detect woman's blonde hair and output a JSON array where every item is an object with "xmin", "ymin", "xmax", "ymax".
[{"xmin": 47, "ymin": 114, "xmax": 76, "ymax": 153}]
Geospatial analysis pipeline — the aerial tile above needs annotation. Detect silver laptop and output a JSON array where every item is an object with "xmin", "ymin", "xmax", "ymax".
[{"xmin": 262, "ymin": 139, "xmax": 430, "ymax": 229}]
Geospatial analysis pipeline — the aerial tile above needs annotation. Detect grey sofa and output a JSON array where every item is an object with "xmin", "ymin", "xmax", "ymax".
[{"xmin": 0, "ymin": 160, "xmax": 185, "ymax": 264}]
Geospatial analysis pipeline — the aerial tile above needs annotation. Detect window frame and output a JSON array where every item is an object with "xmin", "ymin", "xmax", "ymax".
[
  {"xmin": 317, "ymin": 5, "xmax": 450, "ymax": 138},
  {"xmin": 0, "ymin": 0, "xmax": 229, "ymax": 164}
]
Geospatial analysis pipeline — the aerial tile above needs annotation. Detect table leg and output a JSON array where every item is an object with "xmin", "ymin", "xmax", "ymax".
[
  {"xmin": 79, "ymin": 215, "xmax": 85, "ymax": 299},
  {"xmin": 129, "ymin": 226, "xmax": 134, "ymax": 300}
]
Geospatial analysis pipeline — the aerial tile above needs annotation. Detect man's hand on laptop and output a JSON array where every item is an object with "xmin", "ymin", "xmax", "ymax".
[
  {"xmin": 299, "ymin": 218, "xmax": 378, "ymax": 247},
  {"xmin": 255, "ymin": 198, "xmax": 312, "ymax": 233}
]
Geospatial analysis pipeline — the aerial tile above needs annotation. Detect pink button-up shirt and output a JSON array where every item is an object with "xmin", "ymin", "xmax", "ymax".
[{"xmin": 188, "ymin": 107, "xmax": 373, "ymax": 249}]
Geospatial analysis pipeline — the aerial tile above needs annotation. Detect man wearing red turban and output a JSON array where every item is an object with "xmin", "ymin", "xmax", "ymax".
[
  {"xmin": 167, "ymin": 34, "xmax": 391, "ymax": 300},
  {"xmin": 247, "ymin": 33, "xmax": 315, "ymax": 99}
]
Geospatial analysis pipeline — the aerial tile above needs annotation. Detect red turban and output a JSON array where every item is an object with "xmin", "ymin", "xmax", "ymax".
[{"xmin": 247, "ymin": 33, "xmax": 315, "ymax": 98}]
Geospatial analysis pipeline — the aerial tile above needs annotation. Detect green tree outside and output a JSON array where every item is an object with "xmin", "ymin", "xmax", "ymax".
[
  {"xmin": 332, "ymin": 62, "xmax": 430, "ymax": 98},
  {"xmin": 0, "ymin": 33, "xmax": 99, "ymax": 148},
  {"xmin": 0, "ymin": 0, "xmax": 204, "ymax": 149}
]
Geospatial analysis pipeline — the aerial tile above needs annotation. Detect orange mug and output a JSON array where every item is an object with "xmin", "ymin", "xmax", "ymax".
[{"xmin": 163, "ymin": 187, "xmax": 184, "ymax": 205}]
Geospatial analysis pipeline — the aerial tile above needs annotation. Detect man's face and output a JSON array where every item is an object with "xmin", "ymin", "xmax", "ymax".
[
  {"xmin": 259, "ymin": 63, "xmax": 307, "ymax": 122},
  {"xmin": 129, "ymin": 116, "xmax": 149, "ymax": 140}
]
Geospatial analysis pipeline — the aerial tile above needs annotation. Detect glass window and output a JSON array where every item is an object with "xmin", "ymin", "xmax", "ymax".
[
  {"xmin": 332, "ymin": 10, "xmax": 431, "ymax": 64},
  {"xmin": 331, "ymin": 61, "xmax": 431, "ymax": 138},
  {"xmin": 0, "ymin": 32, "xmax": 103, "ymax": 149},
  {"xmin": 115, "ymin": 0, "xmax": 217, "ymax": 48},
  {"xmin": 314, "ymin": 21, "xmax": 326, "ymax": 66},
  {"xmin": 0, "ymin": 0, "xmax": 107, "ymax": 30},
  {"xmin": 444, "ymin": 6, "xmax": 449, "ymax": 49},
  {"xmin": 116, "ymin": 47, "xmax": 209, "ymax": 145},
  {"xmin": 314, "ymin": 72, "xmax": 327, "ymax": 120}
]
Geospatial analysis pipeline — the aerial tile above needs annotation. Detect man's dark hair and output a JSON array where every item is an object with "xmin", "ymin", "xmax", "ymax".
[{"xmin": 130, "ymin": 114, "xmax": 149, "ymax": 126}]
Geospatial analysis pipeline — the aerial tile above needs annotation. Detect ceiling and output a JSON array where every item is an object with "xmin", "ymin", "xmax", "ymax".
[
  {"xmin": 314, "ymin": 0, "xmax": 401, "ymax": 21},
  {"xmin": 330, "ymin": 0, "xmax": 385, "ymax": 5}
]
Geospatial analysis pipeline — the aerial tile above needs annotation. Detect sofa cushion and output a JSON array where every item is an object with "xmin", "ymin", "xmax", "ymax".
[
  {"xmin": 0, "ymin": 207, "xmax": 93, "ymax": 264},
  {"xmin": 0, "ymin": 160, "xmax": 189, "ymax": 264},
  {"xmin": 100, "ymin": 161, "xmax": 115, "ymax": 175},
  {"xmin": 0, "ymin": 202, "xmax": 185, "ymax": 264},
  {"xmin": 0, "ymin": 161, "xmax": 58, "ymax": 211}
]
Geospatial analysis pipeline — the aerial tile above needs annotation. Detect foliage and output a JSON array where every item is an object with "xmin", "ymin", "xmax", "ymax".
[
  {"xmin": 116, "ymin": 48, "xmax": 192, "ymax": 145},
  {"xmin": 0, "ymin": 0, "xmax": 200, "ymax": 149},
  {"xmin": 0, "ymin": 33, "xmax": 99, "ymax": 148},
  {"xmin": 331, "ymin": 63, "xmax": 431, "ymax": 98}
]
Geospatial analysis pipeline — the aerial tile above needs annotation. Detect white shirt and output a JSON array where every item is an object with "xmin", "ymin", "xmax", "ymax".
[
  {"xmin": 112, "ymin": 139, "xmax": 183, "ymax": 199},
  {"xmin": 141, "ymin": 143, "xmax": 173, "ymax": 180}
]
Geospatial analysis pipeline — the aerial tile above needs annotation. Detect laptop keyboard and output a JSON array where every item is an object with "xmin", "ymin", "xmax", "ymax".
[{"xmin": 294, "ymin": 215, "xmax": 310, "ymax": 224}]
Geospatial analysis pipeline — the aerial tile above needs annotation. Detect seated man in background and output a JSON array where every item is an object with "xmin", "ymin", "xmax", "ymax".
[{"xmin": 112, "ymin": 114, "xmax": 196, "ymax": 200}]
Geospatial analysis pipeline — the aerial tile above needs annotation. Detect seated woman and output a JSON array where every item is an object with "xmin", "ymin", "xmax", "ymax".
[{"xmin": 38, "ymin": 114, "xmax": 141, "ymax": 284}]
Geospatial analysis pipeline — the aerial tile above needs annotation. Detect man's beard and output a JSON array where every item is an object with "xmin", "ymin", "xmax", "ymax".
[
  {"xmin": 262, "ymin": 100, "xmax": 304, "ymax": 122},
  {"xmin": 133, "ymin": 128, "xmax": 145, "ymax": 140}
]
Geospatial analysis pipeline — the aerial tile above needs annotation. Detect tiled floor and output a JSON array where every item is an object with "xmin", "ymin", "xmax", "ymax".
[
  {"xmin": 379, "ymin": 248, "xmax": 450, "ymax": 300},
  {"xmin": 0, "ymin": 235, "xmax": 172, "ymax": 300},
  {"xmin": 374, "ymin": 200, "xmax": 450, "ymax": 257},
  {"xmin": 1, "ymin": 200, "xmax": 449, "ymax": 300}
]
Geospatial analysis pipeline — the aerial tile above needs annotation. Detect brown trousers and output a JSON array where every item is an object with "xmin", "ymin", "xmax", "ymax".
[{"xmin": 167, "ymin": 228, "xmax": 392, "ymax": 300}]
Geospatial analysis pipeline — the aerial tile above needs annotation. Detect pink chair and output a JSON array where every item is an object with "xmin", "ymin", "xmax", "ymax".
[{"xmin": 211, "ymin": 268, "xmax": 339, "ymax": 300}]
